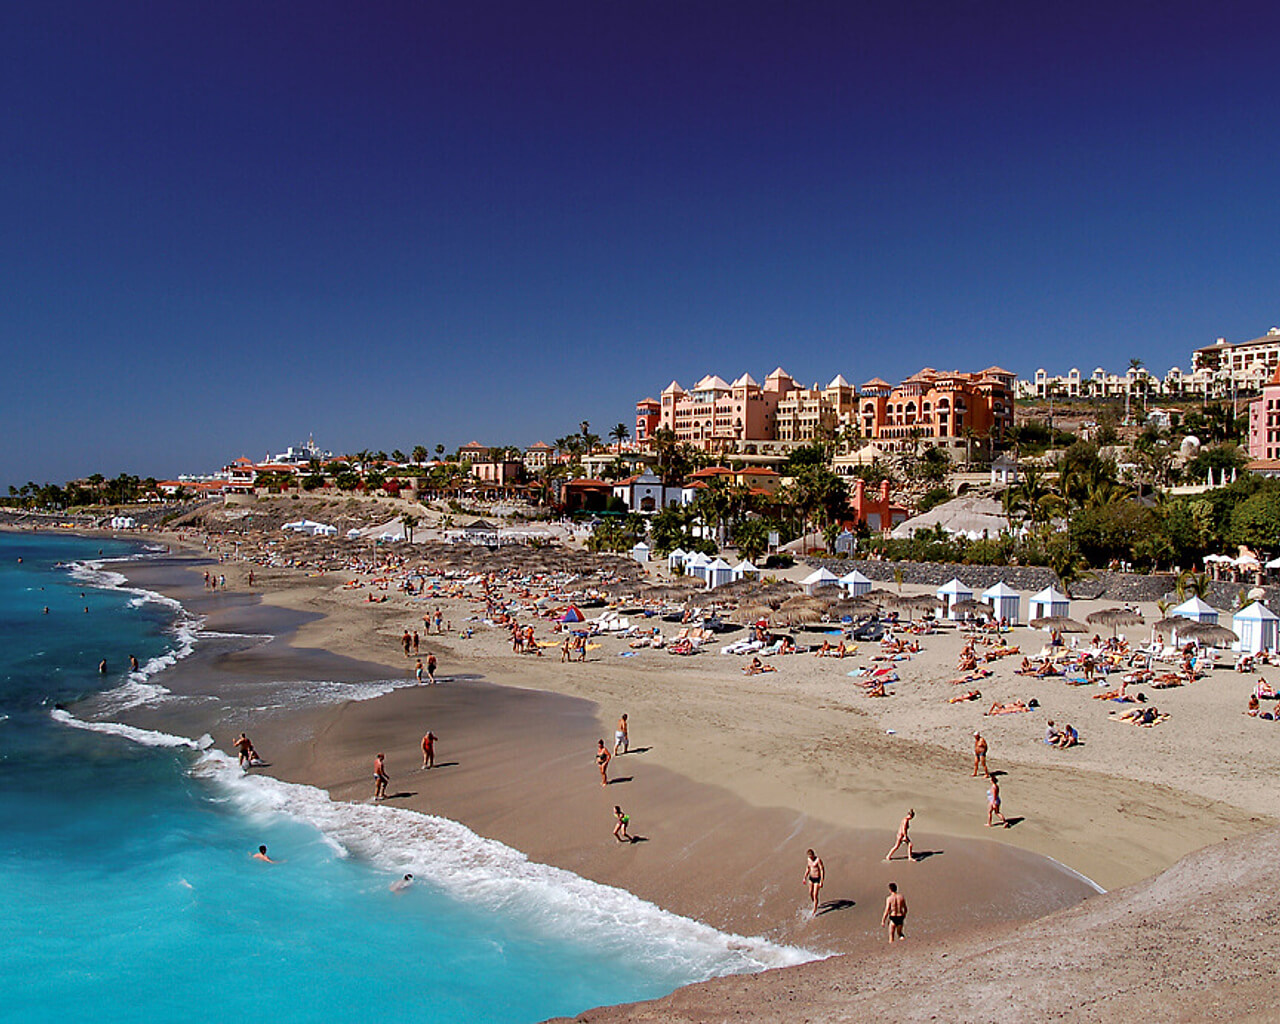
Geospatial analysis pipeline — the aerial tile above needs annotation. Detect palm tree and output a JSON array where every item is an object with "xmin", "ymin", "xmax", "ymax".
[
  {"xmin": 412, "ymin": 445, "xmax": 428, "ymax": 465},
  {"xmin": 399, "ymin": 512, "xmax": 419, "ymax": 544},
  {"xmin": 1125, "ymin": 358, "xmax": 1143, "ymax": 424},
  {"xmin": 391, "ymin": 449, "xmax": 407, "ymax": 464},
  {"xmin": 434, "ymin": 444, "xmax": 445, "ymax": 461},
  {"xmin": 609, "ymin": 423, "xmax": 631, "ymax": 452},
  {"xmin": 1175, "ymin": 570, "xmax": 1209, "ymax": 601}
]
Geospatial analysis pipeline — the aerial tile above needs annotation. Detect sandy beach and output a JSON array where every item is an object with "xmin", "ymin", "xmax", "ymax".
[{"xmin": 93, "ymin": 531, "xmax": 1280, "ymax": 1018}]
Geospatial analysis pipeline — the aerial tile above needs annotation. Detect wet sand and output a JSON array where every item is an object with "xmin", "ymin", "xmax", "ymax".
[{"xmin": 106, "ymin": 550, "xmax": 1094, "ymax": 956}]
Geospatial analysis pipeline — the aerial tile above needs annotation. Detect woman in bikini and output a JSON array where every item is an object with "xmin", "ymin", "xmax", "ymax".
[{"xmin": 596, "ymin": 740, "xmax": 611, "ymax": 786}]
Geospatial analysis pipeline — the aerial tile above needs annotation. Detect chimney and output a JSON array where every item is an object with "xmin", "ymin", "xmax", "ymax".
[{"xmin": 880, "ymin": 480, "xmax": 891, "ymax": 503}]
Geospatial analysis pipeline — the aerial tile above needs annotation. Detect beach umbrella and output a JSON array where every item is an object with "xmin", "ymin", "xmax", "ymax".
[
  {"xmin": 1173, "ymin": 620, "xmax": 1238, "ymax": 646},
  {"xmin": 777, "ymin": 604, "xmax": 824, "ymax": 625},
  {"xmin": 951, "ymin": 598, "xmax": 992, "ymax": 618},
  {"xmin": 1028, "ymin": 615, "xmax": 1088, "ymax": 632},
  {"xmin": 1152, "ymin": 615, "xmax": 1192, "ymax": 633},
  {"xmin": 557, "ymin": 606, "xmax": 586, "ymax": 623},
  {"xmin": 1085, "ymin": 607, "xmax": 1145, "ymax": 637},
  {"xmin": 735, "ymin": 604, "xmax": 775, "ymax": 624}
]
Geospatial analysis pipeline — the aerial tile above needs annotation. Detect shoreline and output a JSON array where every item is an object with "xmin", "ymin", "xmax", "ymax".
[
  {"xmin": 92, "ymin": 542, "xmax": 1096, "ymax": 960},
  {"xmin": 62, "ymin": 529, "xmax": 1280, "ymax": 1020}
]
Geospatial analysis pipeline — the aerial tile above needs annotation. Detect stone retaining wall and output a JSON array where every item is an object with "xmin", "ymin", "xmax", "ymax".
[{"xmin": 816, "ymin": 557, "xmax": 1280, "ymax": 612}]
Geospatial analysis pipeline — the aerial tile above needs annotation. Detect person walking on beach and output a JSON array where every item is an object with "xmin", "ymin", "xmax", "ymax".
[
  {"xmin": 613, "ymin": 806, "xmax": 631, "ymax": 843},
  {"xmin": 402, "ymin": 630, "xmax": 412, "ymax": 657},
  {"xmin": 804, "ymin": 849, "xmax": 825, "ymax": 916},
  {"xmin": 885, "ymin": 809, "xmax": 917, "ymax": 862},
  {"xmin": 412, "ymin": 631, "xmax": 420, "ymax": 655},
  {"xmin": 421, "ymin": 731, "xmax": 437, "ymax": 769},
  {"xmin": 374, "ymin": 753, "xmax": 389, "ymax": 801},
  {"xmin": 614, "ymin": 714, "xmax": 629, "ymax": 756},
  {"xmin": 987, "ymin": 774, "xmax": 1009, "ymax": 827},
  {"xmin": 235, "ymin": 733, "xmax": 254, "ymax": 769},
  {"xmin": 971, "ymin": 732, "xmax": 988, "ymax": 776},
  {"xmin": 881, "ymin": 883, "xmax": 907, "ymax": 943},
  {"xmin": 426, "ymin": 652, "xmax": 437, "ymax": 684},
  {"xmin": 415, "ymin": 659, "xmax": 424, "ymax": 684},
  {"xmin": 596, "ymin": 740, "xmax": 611, "ymax": 786},
  {"xmin": 434, "ymin": 609, "xmax": 443, "ymax": 634}
]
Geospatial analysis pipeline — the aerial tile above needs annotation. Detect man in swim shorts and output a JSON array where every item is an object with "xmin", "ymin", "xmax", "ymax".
[
  {"xmin": 614, "ymin": 714, "xmax": 629, "ymax": 756},
  {"xmin": 804, "ymin": 849, "xmax": 825, "ymax": 915},
  {"xmin": 971, "ymin": 732, "xmax": 988, "ymax": 776},
  {"xmin": 374, "ymin": 752, "xmax": 389, "ymax": 800},
  {"xmin": 881, "ymin": 882, "xmax": 907, "ymax": 942},
  {"xmin": 234, "ymin": 733, "xmax": 253, "ymax": 768}
]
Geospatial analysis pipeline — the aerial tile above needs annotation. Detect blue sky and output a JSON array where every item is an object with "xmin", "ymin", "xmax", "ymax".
[{"xmin": 4, "ymin": 1, "xmax": 1279, "ymax": 486}]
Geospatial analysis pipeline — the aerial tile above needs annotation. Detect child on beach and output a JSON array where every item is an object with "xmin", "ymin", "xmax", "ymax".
[
  {"xmin": 613, "ymin": 806, "xmax": 631, "ymax": 843},
  {"xmin": 421, "ymin": 731, "xmax": 437, "ymax": 769}
]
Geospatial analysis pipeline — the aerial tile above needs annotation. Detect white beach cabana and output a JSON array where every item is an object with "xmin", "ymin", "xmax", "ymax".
[
  {"xmin": 1170, "ymin": 595, "xmax": 1219, "ymax": 624},
  {"xmin": 1029, "ymin": 586, "xmax": 1071, "ymax": 622},
  {"xmin": 801, "ymin": 567, "xmax": 841, "ymax": 595},
  {"xmin": 1233, "ymin": 602, "xmax": 1280, "ymax": 655},
  {"xmin": 683, "ymin": 551, "xmax": 711, "ymax": 582},
  {"xmin": 982, "ymin": 582, "xmax": 1022, "ymax": 625},
  {"xmin": 839, "ymin": 569, "xmax": 873, "ymax": 596},
  {"xmin": 936, "ymin": 578, "xmax": 973, "ymax": 620},
  {"xmin": 705, "ymin": 557, "xmax": 734, "ymax": 589},
  {"xmin": 631, "ymin": 541, "xmax": 650, "ymax": 564},
  {"xmin": 733, "ymin": 559, "xmax": 760, "ymax": 580},
  {"xmin": 667, "ymin": 547, "xmax": 688, "ymax": 572}
]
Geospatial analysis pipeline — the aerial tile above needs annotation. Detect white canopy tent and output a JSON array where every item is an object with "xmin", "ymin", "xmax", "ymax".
[
  {"xmin": 684, "ymin": 551, "xmax": 711, "ymax": 582},
  {"xmin": 667, "ymin": 547, "xmax": 688, "ymax": 572},
  {"xmin": 705, "ymin": 557, "xmax": 734, "ymax": 589},
  {"xmin": 631, "ymin": 541, "xmax": 650, "ymax": 564},
  {"xmin": 839, "ymin": 569, "xmax": 873, "ymax": 596},
  {"xmin": 1029, "ymin": 586, "xmax": 1070, "ymax": 622},
  {"xmin": 982, "ymin": 582, "xmax": 1022, "ymax": 625},
  {"xmin": 1233, "ymin": 602, "xmax": 1280, "ymax": 655},
  {"xmin": 801, "ymin": 567, "xmax": 841, "ymax": 594},
  {"xmin": 1170, "ymin": 596, "xmax": 1219, "ymax": 624},
  {"xmin": 732, "ymin": 560, "xmax": 760, "ymax": 580},
  {"xmin": 936, "ymin": 578, "xmax": 973, "ymax": 620}
]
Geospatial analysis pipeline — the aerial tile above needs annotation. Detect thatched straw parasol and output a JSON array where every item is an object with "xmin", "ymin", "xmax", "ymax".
[
  {"xmin": 1085, "ymin": 607, "xmax": 1145, "ymax": 637},
  {"xmin": 776, "ymin": 604, "xmax": 824, "ymax": 625},
  {"xmin": 1152, "ymin": 615, "xmax": 1192, "ymax": 634},
  {"xmin": 1029, "ymin": 615, "xmax": 1089, "ymax": 632},
  {"xmin": 1172, "ymin": 620, "xmax": 1239, "ymax": 646},
  {"xmin": 735, "ymin": 604, "xmax": 775, "ymax": 624},
  {"xmin": 951, "ymin": 598, "xmax": 992, "ymax": 618}
]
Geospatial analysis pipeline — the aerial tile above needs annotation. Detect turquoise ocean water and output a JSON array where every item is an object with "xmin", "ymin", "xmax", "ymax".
[{"xmin": 0, "ymin": 533, "xmax": 808, "ymax": 1024}]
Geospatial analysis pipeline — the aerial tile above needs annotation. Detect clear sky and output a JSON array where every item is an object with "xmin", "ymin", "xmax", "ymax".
[{"xmin": 4, "ymin": 1, "xmax": 1279, "ymax": 486}]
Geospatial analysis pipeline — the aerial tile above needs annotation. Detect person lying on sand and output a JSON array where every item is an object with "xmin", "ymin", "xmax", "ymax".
[
  {"xmin": 985, "ymin": 700, "xmax": 1029, "ymax": 715},
  {"xmin": 743, "ymin": 657, "xmax": 776, "ymax": 675},
  {"xmin": 948, "ymin": 689, "xmax": 981, "ymax": 703}
]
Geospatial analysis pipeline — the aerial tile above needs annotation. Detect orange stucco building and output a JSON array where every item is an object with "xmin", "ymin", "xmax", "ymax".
[{"xmin": 858, "ymin": 367, "xmax": 1015, "ymax": 454}]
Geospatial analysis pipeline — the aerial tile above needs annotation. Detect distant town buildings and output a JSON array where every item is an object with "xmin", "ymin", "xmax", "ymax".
[
  {"xmin": 1020, "ymin": 326, "xmax": 1280, "ymax": 402},
  {"xmin": 1247, "ymin": 366, "xmax": 1280, "ymax": 461},
  {"xmin": 857, "ymin": 367, "xmax": 1015, "ymax": 455}
]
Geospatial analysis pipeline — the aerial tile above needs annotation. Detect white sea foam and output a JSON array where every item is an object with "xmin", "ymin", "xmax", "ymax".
[
  {"xmin": 53, "ymin": 710, "xmax": 819, "ymax": 979},
  {"xmin": 65, "ymin": 559, "xmax": 204, "ymax": 708},
  {"xmin": 242, "ymin": 677, "xmax": 416, "ymax": 713}
]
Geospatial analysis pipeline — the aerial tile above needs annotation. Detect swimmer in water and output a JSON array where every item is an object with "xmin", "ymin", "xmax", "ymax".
[
  {"xmin": 98, "ymin": 659, "xmax": 108, "ymax": 674},
  {"xmin": 253, "ymin": 845, "xmax": 276, "ymax": 863},
  {"xmin": 130, "ymin": 654, "xmax": 139, "ymax": 672},
  {"xmin": 390, "ymin": 874, "xmax": 414, "ymax": 893}
]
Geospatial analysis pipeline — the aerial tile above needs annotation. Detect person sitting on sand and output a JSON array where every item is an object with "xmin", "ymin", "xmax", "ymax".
[
  {"xmin": 815, "ymin": 640, "xmax": 831, "ymax": 658},
  {"xmin": 835, "ymin": 640, "xmax": 847, "ymax": 659},
  {"xmin": 866, "ymin": 678, "xmax": 888, "ymax": 697},
  {"xmin": 743, "ymin": 657, "xmax": 775, "ymax": 675},
  {"xmin": 1056, "ymin": 723, "xmax": 1079, "ymax": 748},
  {"xmin": 1247, "ymin": 693, "xmax": 1260, "ymax": 716},
  {"xmin": 1033, "ymin": 661, "xmax": 1061, "ymax": 678},
  {"xmin": 1044, "ymin": 720, "xmax": 1062, "ymax": 744},
  {"xmin": 1016, "ymin": 656, "xmax": 1034, "ymax": 675}
]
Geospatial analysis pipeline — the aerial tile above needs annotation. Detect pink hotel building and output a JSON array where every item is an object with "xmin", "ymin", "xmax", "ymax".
[{"xmin": 636, "ymin": 368, "xmax": 803, "ymax": 449}]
